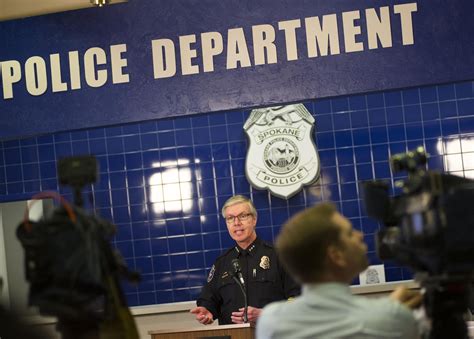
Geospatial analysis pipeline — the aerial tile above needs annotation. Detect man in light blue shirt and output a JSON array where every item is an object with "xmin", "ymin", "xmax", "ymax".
[{"xmin": 257, "ymin": 202, "xmax": 422, "ymax": 339}]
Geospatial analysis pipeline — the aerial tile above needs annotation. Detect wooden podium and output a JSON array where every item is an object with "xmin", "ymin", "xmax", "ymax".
[{"xmin": 149, "ymin": 323, "xmax": 255, "ymax": 339}]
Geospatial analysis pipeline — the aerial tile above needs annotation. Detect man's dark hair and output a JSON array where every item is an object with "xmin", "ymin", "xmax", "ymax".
[{"xmin": 276, "ymin": 202, "xmax": 342, "ymax": 283}]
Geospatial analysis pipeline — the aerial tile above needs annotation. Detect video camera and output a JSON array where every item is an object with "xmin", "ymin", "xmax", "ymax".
[
  {"xmin": 16, "ymin": 156, "xmax": 140, "ymax": 339},
  {"xmin": 362, "ymin": 147, "xmax": 474, "ymax": 339}
]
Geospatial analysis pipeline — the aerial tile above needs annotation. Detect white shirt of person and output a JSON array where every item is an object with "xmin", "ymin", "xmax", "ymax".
[{"xmin": 256, "ymin": 283, "xmax": 420, "ymax": 339}]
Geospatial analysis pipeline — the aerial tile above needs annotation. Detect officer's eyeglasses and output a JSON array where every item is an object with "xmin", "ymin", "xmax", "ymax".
[{"xmin": 225, "ymin": 213, "xmax": 253, "ymax": 224}]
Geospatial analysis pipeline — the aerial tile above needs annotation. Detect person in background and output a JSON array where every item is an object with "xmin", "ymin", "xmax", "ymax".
[
  {"xmin": 190, "ymin": 195, "xmax": 300, "ymax": 325},
  {"xmin": 257, "ymin": 202, "xmax": 422, "ymax": 339}
]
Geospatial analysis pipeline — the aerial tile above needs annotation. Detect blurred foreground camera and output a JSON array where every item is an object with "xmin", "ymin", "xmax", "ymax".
[
  {"xmin": 362, "ymin": 147, "xmax": 474, "ymax": 339},
  {"xmin": 390, "ymin": 146, "xmax": 428, "ymax": 173},
  {"xmin": 16, "ymin": 156, "xmax": 140, "ymax": 339}
]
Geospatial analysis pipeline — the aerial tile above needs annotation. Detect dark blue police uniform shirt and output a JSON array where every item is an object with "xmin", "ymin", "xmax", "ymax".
[{"xmin": 196, "ymin": 237, "xmax": 301, "ymax": 324}]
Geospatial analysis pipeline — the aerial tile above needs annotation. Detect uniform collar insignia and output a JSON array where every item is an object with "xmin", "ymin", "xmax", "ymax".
[{"xmin": 235, "ymin": 237, "xmax": 259, "ymax": 256}]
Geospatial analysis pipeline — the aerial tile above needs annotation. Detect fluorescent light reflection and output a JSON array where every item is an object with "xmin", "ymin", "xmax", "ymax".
[
  {"xmin": 148, "ymin": 159, "xmax": 193, "ymax": 213},
  {"xmin": 437, "ymin": 136, "xmax": 474, "ymax": 175}
]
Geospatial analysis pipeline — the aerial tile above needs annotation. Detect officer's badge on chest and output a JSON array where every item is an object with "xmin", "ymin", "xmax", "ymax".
[{"xmin": 260, "ymin": 255, "xmax": 270, "ymax": 269}]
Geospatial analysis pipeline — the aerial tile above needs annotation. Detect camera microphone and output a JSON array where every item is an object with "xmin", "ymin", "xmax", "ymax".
[{"xmin": 231, "ymin": 259, "xmax": 245, "ymax": 286}]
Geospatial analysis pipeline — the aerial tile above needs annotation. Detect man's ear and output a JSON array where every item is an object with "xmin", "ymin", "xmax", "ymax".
[{"xmin": 327, "ymin": 245, "xmax": 346, "ymax": 267}]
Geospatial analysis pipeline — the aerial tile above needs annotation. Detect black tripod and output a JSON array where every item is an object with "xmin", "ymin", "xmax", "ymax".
[{"xmin": 423, "ymin": 276, "xmax": 472, "ymax": 339}]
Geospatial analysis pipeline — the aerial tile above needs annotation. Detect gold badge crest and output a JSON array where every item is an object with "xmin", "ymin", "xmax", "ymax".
[{"xmin": 259, "ymin": 256, "xmax": 270, "ymax": 269}]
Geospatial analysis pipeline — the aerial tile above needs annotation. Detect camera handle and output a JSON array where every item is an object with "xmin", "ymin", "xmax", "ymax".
[
  {"xmin": 71, "ymin": 185, "xmax": 85, "ymax": 207},
  {"xmin": 22, "ymin": 191, "xmax": 77, "ymax": 232}
]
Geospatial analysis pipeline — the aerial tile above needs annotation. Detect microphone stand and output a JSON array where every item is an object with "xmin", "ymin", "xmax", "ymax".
[{"xmin": 232, "ymin": 276, "xmax": 248, "ymax": 323}]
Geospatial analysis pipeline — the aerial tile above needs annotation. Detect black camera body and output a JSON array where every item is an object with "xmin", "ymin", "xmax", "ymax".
[
  {"xmin": 17, "ymin": 206, "xmax": 116, "ymax": 320},
  {"xmin": 16, "ymin": 156, "xmax": 140, "ymax": 339},
  {"xmin": 363, "ymin": 147, "xmax": 474, "ymax": 275},
  {"xmin": 363, "ymin": 147, "xmax": 474, "ymax": 339}
]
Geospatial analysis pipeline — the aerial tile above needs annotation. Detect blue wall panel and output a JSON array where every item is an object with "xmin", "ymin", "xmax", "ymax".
[
  {"xmin": 1, "ymin": 0, "xmax": 473, "ymax": 139},
  {"xmin": 1, "ymin": 80, "xmax": 473, "ymax": 306}
]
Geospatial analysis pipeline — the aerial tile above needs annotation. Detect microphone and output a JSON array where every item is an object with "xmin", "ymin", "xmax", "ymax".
[
  {"xmin": 231, "ymin": 259, "xmax": 248, "ymax": 323},
  {"xmin": 231, "ymin": 259, "xmax": 245, "ymax": 286}
]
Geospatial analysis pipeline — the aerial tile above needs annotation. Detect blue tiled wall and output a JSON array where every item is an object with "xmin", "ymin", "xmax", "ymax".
[{"xmin": 1, "ymin": 81, "xmax": 473, "ymax": 306}]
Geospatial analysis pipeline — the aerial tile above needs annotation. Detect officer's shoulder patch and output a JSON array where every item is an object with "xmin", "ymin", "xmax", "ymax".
[{"xmin": 207, "ymin": 265, "xmax": 216, "ymax": 283}]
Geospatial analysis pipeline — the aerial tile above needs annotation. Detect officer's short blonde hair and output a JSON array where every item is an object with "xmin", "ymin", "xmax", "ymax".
[{"xmin": 221, "ymin": 195, "xmax": 258, "ymax": 218}]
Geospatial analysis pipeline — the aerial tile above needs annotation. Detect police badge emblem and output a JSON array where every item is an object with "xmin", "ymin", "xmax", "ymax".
[
  {"xmin": 244, "ymin": 104, "xmax": 320, "ymax": 199},
  {"xmin": 260, "ymin": 256, "xmax": 270, "ymax": 269},
  {"xmin": 365, "ymin": 268, "xmax": 380, "ymax": 284}
]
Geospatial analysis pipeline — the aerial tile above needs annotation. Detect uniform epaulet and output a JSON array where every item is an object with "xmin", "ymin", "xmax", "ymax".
[{"xmin": 261, "ymin": 239, "xmax": 275, "ymax": 249}]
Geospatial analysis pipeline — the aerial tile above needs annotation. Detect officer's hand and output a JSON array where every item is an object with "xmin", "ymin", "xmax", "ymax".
[
  {"xmin": 242, "ymin": 306, "xmax": 262, "ymax": 325},
  {"xmin": 190, "ymin": 306, "xmax": 214, "ymax": 325},
  {"xmin": 231, "ymin": 306, "xmax": 262, "ymax": 325},
  {"xmin": 389, "ymin": 286, "xmax": 423, "ymax": 309}
]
